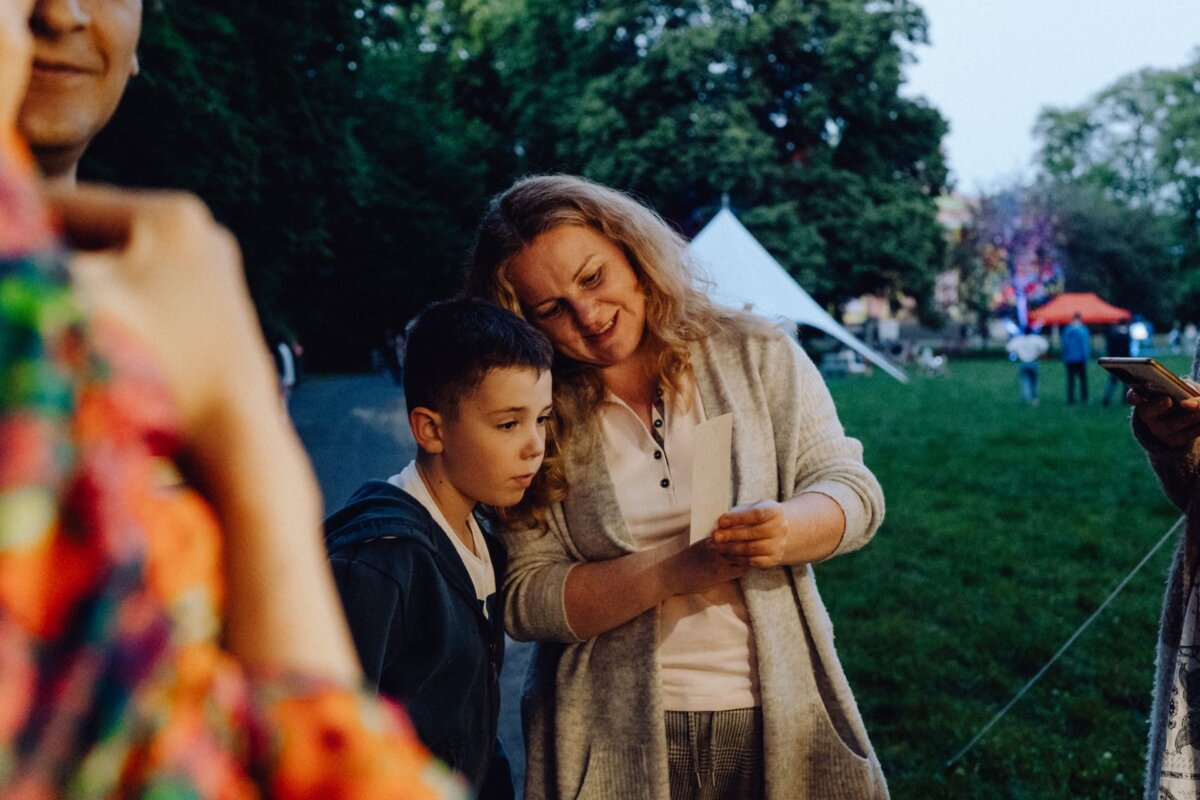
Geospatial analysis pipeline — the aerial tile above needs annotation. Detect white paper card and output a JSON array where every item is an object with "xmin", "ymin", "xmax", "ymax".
[{"xmin": 689, "ymin": 413, "xmax": 733, "ymax": 544}]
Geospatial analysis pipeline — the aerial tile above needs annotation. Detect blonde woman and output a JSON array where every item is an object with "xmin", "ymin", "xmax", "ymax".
[{"xmin": 468, "ymin": 175, "xmax": 888, "ymax": 800}]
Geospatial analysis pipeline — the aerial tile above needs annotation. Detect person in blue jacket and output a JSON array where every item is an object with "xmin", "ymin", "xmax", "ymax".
[
  {"xmin": 1062, "ymin": 312, "xmax": 1092, "ymax": 404},
  {"xmin": 325, "ymin": 298, "xmax": 555, "ymax": 799}
]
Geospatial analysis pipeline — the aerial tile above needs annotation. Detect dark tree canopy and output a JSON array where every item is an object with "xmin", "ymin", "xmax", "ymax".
[
  {"xmin": 86, "ymin": 0, "xmax": 497, "ymax": 367},
  {"xmin": 84, "ymin": 0, "xmax": 950, "ymax": 366}
]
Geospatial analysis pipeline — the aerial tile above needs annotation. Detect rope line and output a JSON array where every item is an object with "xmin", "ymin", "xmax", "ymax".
[{"xmin": 944, "ymin": 515, "xmax": 1185, "ymax": 770}]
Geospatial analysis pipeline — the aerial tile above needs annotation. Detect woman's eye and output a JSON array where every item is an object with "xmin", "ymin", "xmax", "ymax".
[
  {"xmin": 582, "ymin": 268, "xmax": 603, "ymax": 287},
  {"xmin": 498, "ymin": 421, "xmax": 518, "ymax": 431},
  {"xmin": 536, "ymin": 414, "xmax": 550, "ymax": 426},
  {"xmin": 538, "ymin": 303, "xmax": 563, "ymax": 320}
]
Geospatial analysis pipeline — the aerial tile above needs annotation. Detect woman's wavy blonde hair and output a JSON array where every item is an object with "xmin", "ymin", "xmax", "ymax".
[{"xmin": 467, "ymin": 174, "xmax": 757, "ymax": 527}]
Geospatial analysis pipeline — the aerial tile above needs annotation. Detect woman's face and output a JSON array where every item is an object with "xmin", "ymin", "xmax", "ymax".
[{"xmin": 507, "ymin": 225, "xmax": 647, "ymax": 369}]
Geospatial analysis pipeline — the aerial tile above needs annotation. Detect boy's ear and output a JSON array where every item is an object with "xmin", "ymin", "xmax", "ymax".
[{"xmin": 409, "ymin": 407, "xmax": 446, "ymax": 454}]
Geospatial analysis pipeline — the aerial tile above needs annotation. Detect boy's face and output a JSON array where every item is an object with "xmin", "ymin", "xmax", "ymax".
[{"xmin": 438, "ymin": 366, "xmax": 553, "ymax": 510}]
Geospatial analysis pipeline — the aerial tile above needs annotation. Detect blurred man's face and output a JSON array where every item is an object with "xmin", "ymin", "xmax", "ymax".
[
  {"xmin": 0, "ymin": 0, "xmax": 36, "ymax": 129},
  {"xmin": 18, "ymin": 0, "xmax": 141, "ymax": 173}
]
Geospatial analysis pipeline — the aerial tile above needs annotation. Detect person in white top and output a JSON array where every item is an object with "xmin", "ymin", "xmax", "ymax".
[
  {"xmin": 325, "ymin": 298, "xmax": 555, "ymax": 799},
  {"xmin": 1006, "ymin": 326, "xmax": 1050, "ymax": 406},
  {"xmin": 469, "ymin": 175, "xmax": 888, "ymax": 800}
]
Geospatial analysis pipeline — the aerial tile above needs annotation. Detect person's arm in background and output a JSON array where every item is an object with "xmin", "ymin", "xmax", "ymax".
[
  {"xmin": 1130, "ymin": 376, "xmax": 1200, "ymax": 513},
  {"xmin": 52, "ymin": 187, "xmax": 361, "ymax": 683}
]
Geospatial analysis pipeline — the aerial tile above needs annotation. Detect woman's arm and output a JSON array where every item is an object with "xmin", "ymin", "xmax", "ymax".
[
  {"xmin": 507, "ymin": 330, "xmax": 880, "ymax": 641},
  {"xmin": 503, "ymin": 510, "xmax": 745, "ymax": 643},
  {"xmin": 712, "ymin": 493, "xmax": 845, "ymax": 569},
  {"xmin": 561, "ymin": 537, "xmax": 746, "ymax": 641},
  {"xmin": 55, "ymin": 187, "xmax": 361, "ymax": 683},
  {"xmin": 711, "ymin": 329, "xmax": 883, "ymax": 569}
]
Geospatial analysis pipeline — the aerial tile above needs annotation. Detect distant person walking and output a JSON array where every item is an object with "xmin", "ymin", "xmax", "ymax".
[
  {"xmin": 1062, "ymin": 313, "xmax": 1091, "ymax": 404},
  {"xmin": 1102, "ymin": 323, "xmax": 1133, "ymax": 406},
  {"xmin": 273, "ymin": 339, "xmax": 297, "ymax": 406},
  {"xmin": 385, "ymin": 326, "xmax": 407, "ymax": 385},
  {"xmin": 1007, "ymin": 326, "xmax": 1049, "ymax": 406}
]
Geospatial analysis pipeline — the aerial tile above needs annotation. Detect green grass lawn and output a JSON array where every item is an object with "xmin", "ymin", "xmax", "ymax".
[{"xmin": 819, "ymin": 355, "xmax": 1192, "ymax": 799}]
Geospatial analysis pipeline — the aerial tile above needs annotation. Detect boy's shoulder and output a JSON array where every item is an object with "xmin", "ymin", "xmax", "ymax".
[
  {"xmin": 324, "ymin": 480, "xmax": 440, "ymax": 556},
  {"xmin": 324, "ymin": 481, "xmax": 504, "ymax": 565}
]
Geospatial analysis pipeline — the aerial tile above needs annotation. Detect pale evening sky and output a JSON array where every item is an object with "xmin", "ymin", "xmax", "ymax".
[{"xmin": 901, "ymin": 0, "xmax": 1200, "ymax": 195}]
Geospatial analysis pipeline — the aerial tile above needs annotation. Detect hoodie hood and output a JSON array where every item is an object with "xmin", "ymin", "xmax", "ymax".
[{"xmin": 323, "ymin": 480, "xmax": 441, "ymax": 555}]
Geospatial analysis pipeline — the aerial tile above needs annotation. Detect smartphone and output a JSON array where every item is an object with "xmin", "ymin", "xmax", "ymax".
[{"xmin": 1097, "ymin": 357, "xmax": 1199, "ymax": 401}]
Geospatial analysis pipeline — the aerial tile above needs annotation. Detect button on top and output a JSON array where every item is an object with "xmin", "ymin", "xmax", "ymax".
[
  {"xmin": 660, "ymin": 478, "xmax": 670, "ymax": 488},
  {"xmin": 654, "ymin": 450, "xmax": 663, "ymax": 460},
  {"xmin": 653, "ymin": 418, "xmax": 663, "ymax": 428}
]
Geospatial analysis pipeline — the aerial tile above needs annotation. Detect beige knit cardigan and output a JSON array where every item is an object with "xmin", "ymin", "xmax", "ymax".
[{"xmin": 502, "ymin": 323, "xmax": 889, "ymax": 800}]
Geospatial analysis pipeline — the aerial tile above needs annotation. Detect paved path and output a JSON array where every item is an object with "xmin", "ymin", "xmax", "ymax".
[
  {"xmin": 291, "ymin": 372, "xmax": 530, "ymax": 796},
  {"xmin": 290, "ymin": 373, "xmax": 416, "ymax": 510}
]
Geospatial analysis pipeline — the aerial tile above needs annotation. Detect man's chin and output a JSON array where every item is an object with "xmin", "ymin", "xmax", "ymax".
[
  {"xmin": 16, "ymin": 135, "xmax": 87, "ymax": 184},
  {"xmin": 18, "ymin": 116, "xmax": 92, "ymax": 155}
]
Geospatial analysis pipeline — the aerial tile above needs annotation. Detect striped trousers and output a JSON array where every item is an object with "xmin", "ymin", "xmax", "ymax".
[{"xmin": 665, "ymin": 708, "xmax": 764, "ymax": 800}]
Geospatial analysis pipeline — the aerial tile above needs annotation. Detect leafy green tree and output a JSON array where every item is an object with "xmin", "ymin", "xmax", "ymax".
[
  {"xmin": 1034, "ymin": 52, "xmax": 1200, "ymax": 323},
  {"xmin": 946, "ymin": 180, "xmax": 1175, "ymax": 329},
  {"xmin": 1038, "ymin": 183, "xmax": 1175, "ymax": 324},
  {"xmin": 421, "ymin": 0, "xmax": 949, "ymax": 316},
  {"xmin": 86, "ymin": 2, "xmax": 368, "ymax": 323}
]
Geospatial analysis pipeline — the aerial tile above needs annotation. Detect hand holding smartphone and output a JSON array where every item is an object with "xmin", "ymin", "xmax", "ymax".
[{"xmin": 1097, "ymin": 357, "xmax": 1199, "ymax": 402}]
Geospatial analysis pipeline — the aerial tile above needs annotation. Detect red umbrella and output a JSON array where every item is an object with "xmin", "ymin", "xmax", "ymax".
[{"xmin": 1027, "ymin": 292, "xmax": 1132, "ymax": 326}]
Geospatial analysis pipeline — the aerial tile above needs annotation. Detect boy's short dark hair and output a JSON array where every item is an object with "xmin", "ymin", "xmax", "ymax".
[{"xmin": 404, "ymin": 297, "xmax": 554, "ymax": 418}]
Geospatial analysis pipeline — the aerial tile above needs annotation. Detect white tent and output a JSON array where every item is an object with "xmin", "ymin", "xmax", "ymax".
[{"xmin": 688, "ymin": 208, "xmax": 908, "ymax": 383}]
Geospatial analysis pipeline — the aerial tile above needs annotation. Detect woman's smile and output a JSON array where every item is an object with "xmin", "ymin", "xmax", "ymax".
[{"xmin": 585, "ymin": 312, "xmax": 617, "ymax": 339}]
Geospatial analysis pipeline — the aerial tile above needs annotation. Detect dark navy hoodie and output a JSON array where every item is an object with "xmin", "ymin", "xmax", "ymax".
[{"xmin": 324, "ymin": 480, "xmax": 512, "ymax": 798}]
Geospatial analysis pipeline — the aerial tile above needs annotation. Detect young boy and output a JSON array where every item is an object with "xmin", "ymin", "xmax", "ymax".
[{"xmin": 325, "ymin": 298, "xmax": 554, "ymax": 799}]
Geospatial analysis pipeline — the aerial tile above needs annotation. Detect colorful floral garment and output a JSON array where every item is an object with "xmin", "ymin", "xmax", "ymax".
[{"xmin": 0, "ymin": 139, "xmax": 467, "ymax": 800}]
